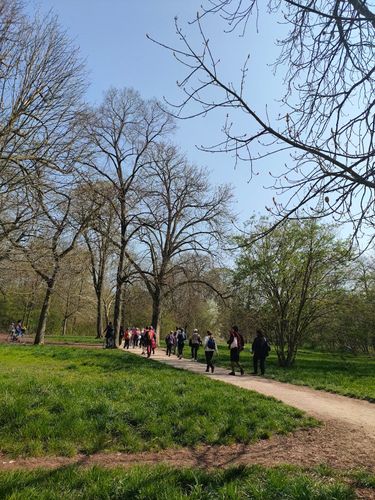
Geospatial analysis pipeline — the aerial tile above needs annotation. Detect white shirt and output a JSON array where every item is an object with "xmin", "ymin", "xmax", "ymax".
[{"xmin": 230, "ymin": 336, "xmax": 238, "ymax": 349}]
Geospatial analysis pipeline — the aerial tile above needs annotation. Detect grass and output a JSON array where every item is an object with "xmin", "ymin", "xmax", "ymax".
[
  {"xmin": 0, "ymin": 344, "xmax": 315, "ymax": 457},
  {"xmin": 183, "ymin": 345, "xmax": 375, "ymax": 401},
  {"xmin": 0, "ymin": 464, "xmax": 368, "ymax": 499},
  {"xmin": 44, "ymin": 335, "xmax": 103, "ymax": 344}
]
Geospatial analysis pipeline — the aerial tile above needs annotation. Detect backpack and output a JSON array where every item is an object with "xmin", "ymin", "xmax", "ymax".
[{"xmin": 207, "ymin": 337, "xmax": 216, "ymax": 350}]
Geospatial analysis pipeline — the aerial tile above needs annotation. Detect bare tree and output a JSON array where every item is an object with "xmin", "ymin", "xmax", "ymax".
[
  {"xmin": 82, "ymin": 183, "xmax": 117, "ymax": 338},
  {"xmin": 10, "ymin": 175, "xmax": 96, "ymax": 344},
  {"xmin": 150, "ymin": 1, "xmax": 375, "ymax": 241},
  {"xmin": 54, "ymin": 249, "xmax": 92, "ymax": 336},
  {"xmin": 0, "ymin": 0, "xmax": 86, "ymax": 251},
  {"xmin": 82, "ymin": 88, "xmax": 173, "ymax": 344},
  {"xmin": 126, "ymin": 143, "xmax": 233, "ymax": 341}
]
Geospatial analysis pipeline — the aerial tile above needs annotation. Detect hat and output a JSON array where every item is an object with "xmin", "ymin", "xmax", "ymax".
[{"xmin": 193, "ymin": 328, "xmax": 198, "ymax": 332}]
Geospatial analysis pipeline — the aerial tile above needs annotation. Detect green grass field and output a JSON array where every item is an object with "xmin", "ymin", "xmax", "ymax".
[
  {"xmin": 182, "ymin": 345, "xmax": 375, "ymax": 401},
  {"xmin": 0, "ymin": 345, "xmax": 315, "ymax": 457},
  {"xmin": 0, "ymin": 464, "xmax": 371, "ymax": 499}
]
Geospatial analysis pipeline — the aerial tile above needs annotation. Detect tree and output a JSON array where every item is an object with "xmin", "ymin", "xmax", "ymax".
[
  {"xmin": 53, "ymin": 249, "xmax": 92, "ymax": 337},
  {"xmin": 80, "ymin": 182, "xmax": 117, "ymax": 338},
  {"xmin": 151, "ymin": 1, "xmax": 375, "ymax": 240},
  {"xmin": 0, "ymin": 1, "xmax": 86, "ymax": 242},
  {"xmin": 82, "ymin": 88, "xmax": 173, "ymax": 344},
  {"xmin": 234, "ymin": 219, "xmax": 350, "ymax": 366},
  {"xmin": 10, "ymin": 177, "xmax": 96, "ymax": 344},
  {"xmin": 126, "ymin": 143, "xmax": 233, "ymax": 341}
]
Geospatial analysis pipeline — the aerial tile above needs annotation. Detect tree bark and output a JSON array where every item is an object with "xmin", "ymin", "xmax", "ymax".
[
  {"xmin": 34, "ymin": 279, "xmax": 55, "ymax": 345},
  {"xmin": 61, "ymin": 317, "xmax": 68, "ymax": 337},
  {"xmin": 96, "ymin": 289, "xmax": 103, "ymax": 338},
  {"xmin": 151, "ymin": 289, "xmax": 162, "ymax": 345}
]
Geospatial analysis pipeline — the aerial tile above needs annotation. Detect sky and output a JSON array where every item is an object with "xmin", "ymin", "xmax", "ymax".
[{"xmin": 27, "ymin": 0, "xmax": 294, "ymax": 226}]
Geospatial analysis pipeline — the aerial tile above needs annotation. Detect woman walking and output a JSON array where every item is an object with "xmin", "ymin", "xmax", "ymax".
[
  {"xmin": 190, "ymin": 328, "xmax": 202, "ymax": 361},
  {"xmin": 204, "ymin": 330, "xmax": 218, "ymax": 373}
]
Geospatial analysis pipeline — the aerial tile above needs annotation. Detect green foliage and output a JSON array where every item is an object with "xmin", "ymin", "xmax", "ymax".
[
  {"xmin": 233, "ymin": 219, "xmax": 351, "ymax": 366},
  {"xmin": 0, "ymin": 464, "xmax": 360, "ymax": 499},
  {"xmin": 0, "ymin": 345, "xmax": 315, "ymax": 457}
]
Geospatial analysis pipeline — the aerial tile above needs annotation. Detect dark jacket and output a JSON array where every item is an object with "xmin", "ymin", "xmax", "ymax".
[{"xmin": 252, "ymin": 336, "xmax": 270, "ymax": 357}]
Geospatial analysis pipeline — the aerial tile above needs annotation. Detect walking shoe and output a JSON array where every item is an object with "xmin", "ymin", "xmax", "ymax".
[
  {"xmin": 205, "ymin": 368, "xmax": 209, "ymax": 372},
  {"xmin": 229, "ymin": 371, "xmax": 235, "ymax": 376}
]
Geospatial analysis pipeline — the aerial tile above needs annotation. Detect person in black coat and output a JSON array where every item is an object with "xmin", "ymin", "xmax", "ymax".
[{"xmin": 251, "ymin": 329, "xmax": 270, "ymax": 375}]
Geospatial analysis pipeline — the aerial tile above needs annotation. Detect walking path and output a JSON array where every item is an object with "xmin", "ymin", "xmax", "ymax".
[
  {"xmin": 1, "ymin": 337, "xmax": 374, "ymax": 475},
  {"xmin": 130, "ymin": 348, "xmax": 375, "ymax": 435},
  {"xmin": 123, "ymin": 348, "xmax": 375, "ymax": 473}
]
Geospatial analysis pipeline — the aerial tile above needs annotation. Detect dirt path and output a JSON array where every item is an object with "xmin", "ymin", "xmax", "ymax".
[
  {"xmin": 0, "ymin": 420, "xmax": 374, "ymax": 472},
  {"xmin": 1, "ymin": 337, "xmax": 374, "ymax": 478},
  {"xmin": 128, "ymin": 348, "xmax": 375, "ymax": 437}
]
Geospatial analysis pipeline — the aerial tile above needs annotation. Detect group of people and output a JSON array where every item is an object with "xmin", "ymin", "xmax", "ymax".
[
  {"xmin": 165, "ymin": 328, "xmax": 218, "ymax": 372},
  {"xmin": 227, "ymin": 326, "xmax": 271, "ymax": 376},
  {"xmin": 8, "ymin": 320, "xmax": 26, "ymax": 341},
  {"xmin": 104, "ymin": 323, "xmax": 157, "ymax": 358},
  {"xmin": 104, "ymin": 321, "xmax": 271, "ymax": 376},
  {"xmin": 164, "ymin": 325, "xmax": 270, "ymax": 375}
]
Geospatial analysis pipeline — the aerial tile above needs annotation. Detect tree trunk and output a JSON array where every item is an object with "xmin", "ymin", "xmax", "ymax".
[
  {"xmin": 151, "ymin": 290, "xmax": 162, "ymax": 345},
  {"xmin": 96, "ymin": 289, "xmax": 103, "ymax": 338},
  {"xmin": 113, "ymin": 279, "xmax": 124, "ymax": 347},
  {"xmin": 34, "ymin": 279, "xmax": 55, "ymax": 345},
  {"xmin": 61, "ymin": 317, "xmax": 68, "ymax": 336}
]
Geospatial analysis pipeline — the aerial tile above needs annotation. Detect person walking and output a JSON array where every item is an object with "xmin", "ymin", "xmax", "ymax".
[
  {"xmin": 165, "ymin": 331, "xmax": 174, "ymax": 356},
  {"xmin": 124, "ymin": 328, "xmax": 131, "ymax": 349},
  {"xmin": 203, "ymin": 330, "xmax": 218, "ymax": 373},
  {"xmin": 172, "ymin": 329, "xmax": 178, "ymax": 355},
  {"xmin": 150, "ymin": 327, "xmax": 157, "ymax": 355},
  {"xmin": 227, "ymin": 325, "xmax": 244, "ymax": 376},
  {"xmin": 176, "ymin": 328, "xmax": 186, "ymax": 359},
  {"xmin": 8, "ymin": 322, "xmax": 16, "ymax": 342},
  {"xmin": 104, "ymin": 321, "xmax": 114, "ymax": 348},
  {"xmin": 190, "ymin": 328, "xmax": 202, "ymax": 361},
  {"xmin": 251, "ymin": 329, "xmax": 271, "ymax": 375}
]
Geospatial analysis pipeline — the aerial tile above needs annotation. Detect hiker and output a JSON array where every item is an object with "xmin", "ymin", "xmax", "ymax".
[
  {"xmin": 172, "ymin": 329, "xmax": 178, "ymax": 355},
  {"xmin": 140, "ymin": 328, "xmax": 147, "ymax": 355},
  {"xmin": 119, "ymin": 325, "xmax": 125, "ymax": 347},
  {"xmin": 176, "ymin": 328, "xmax": 186, "ymax": 359},
  {"xmin": 190, "ymin": 328, "xmax": 202, "ymax": 361},
  {"xmin": 165, "ymin": 331, "xmax": 174, "ymax": 356},
  {"xmin": 204, "ymin": 330, "xmax": 218, "ymax": 373},
  {"xmin": 131, "ymin": 329, "xmax": 138, "ymax": 348},
  {"xmin": 227, "ymin": 325, "xmax": 244, "ymax": 376},
  {"xmin": 124, "ymin": 328, "xmax": 131, "ymax": 349},
  {"xmin": 147, "ymin": 326, "xmax": 156, "ymax": 357},
  {"xmin": 15, "ymin": 320, "xmax": 24, "ymax": 339},
  {"xmin": 251, "ymin": 329, "xmax": 271, "ymax": 375},
  {"xmin": 8, "ymin": 322, "xmax": 17, "ymax": 342},
  {"xmin": 104, "ymin": 321, "xmax": 114, "ymax": 348}
]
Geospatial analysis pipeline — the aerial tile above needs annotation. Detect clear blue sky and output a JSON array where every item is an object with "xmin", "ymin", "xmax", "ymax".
[{"xmin": 30, "ymin": 0, "xmax": 289, "ymax": 225}]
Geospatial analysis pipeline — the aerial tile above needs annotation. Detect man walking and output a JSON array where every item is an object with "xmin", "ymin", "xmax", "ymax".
[{"xmin": 251, "ymin": 329, "xmax": 270, "ymax": 375}]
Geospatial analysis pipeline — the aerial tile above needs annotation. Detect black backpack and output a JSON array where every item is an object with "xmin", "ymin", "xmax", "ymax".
[{"xmin": 207, "ymin": 337, "xmax": 216, "ymax": 350}]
